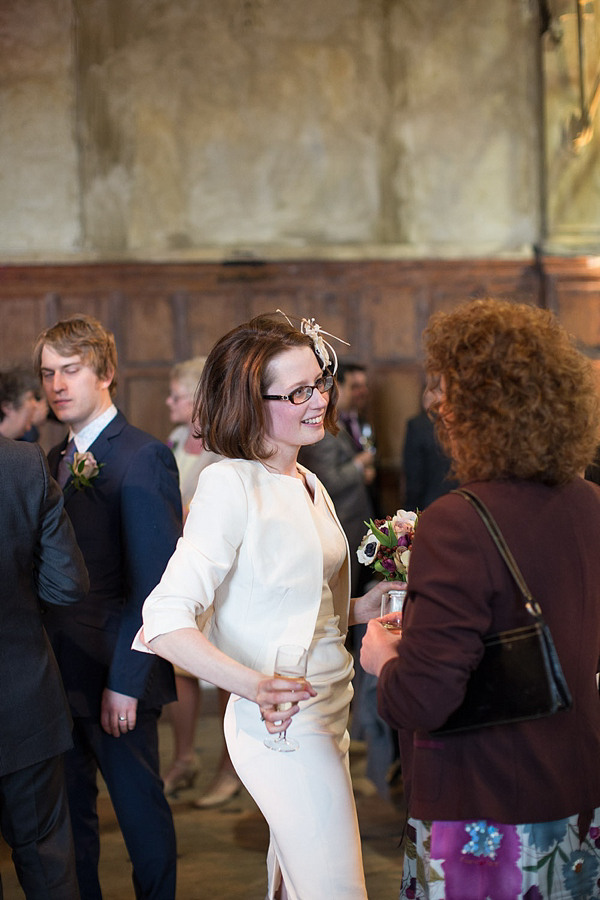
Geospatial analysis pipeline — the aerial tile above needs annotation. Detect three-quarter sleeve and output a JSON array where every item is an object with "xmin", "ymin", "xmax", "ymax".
[{"xmin": 140, "ymin": 461, "xmax": 248, "ymax": 644}]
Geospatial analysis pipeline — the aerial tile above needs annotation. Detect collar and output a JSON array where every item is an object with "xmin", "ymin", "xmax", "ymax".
[{"xmin": 71, "ymin": 404, "xmax": 118, "ymax": 453}]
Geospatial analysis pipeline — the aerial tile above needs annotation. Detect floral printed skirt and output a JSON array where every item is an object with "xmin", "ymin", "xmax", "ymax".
[{"xmin": 401, "ymin": 810, "xmax": 600, "ymax": 900}]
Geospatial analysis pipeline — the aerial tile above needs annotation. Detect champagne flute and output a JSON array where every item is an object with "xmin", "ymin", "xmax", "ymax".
[
  {"xmin": 264, "ymin": 644, "xmax": 308, "ymax": 753},
  {"xmin": 380, "ymin": 587, "xmax": 407, "ymax": 634}
]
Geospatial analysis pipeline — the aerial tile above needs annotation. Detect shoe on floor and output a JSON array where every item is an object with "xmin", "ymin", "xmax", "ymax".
[
  {"xmin": 162, "ymin": 759, "xmax": 199, "ymax": 796},
  {"xmin": 194, "ymin": 771, "xmax": 241, "ymax": 808}
]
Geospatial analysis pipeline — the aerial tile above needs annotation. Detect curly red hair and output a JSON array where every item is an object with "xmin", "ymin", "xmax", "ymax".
[{"xmin": 423, "ymin": 299, "xmax": 600, "ymax": 485}]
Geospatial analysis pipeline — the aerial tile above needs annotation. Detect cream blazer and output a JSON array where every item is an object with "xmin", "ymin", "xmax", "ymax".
[{"xmin": 134, "ymin": 458, "xmax": 351, "ymax": 677}]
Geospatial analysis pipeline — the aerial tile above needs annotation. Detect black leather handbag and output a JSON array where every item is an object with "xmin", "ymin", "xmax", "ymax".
[{"xmin": 431, "ymin": 489, "xmax": 572, "ymax": 736}]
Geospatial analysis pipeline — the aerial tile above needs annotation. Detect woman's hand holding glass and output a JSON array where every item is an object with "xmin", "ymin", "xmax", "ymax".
[{"xmin": 257, "ymin": 645, "xmax": 316, "ymax": 752}]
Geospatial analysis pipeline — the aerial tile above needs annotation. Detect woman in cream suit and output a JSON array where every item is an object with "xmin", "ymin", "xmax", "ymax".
[{"xmin": 134, "ymin": 314, "xmax": 401, "ymax": 900}]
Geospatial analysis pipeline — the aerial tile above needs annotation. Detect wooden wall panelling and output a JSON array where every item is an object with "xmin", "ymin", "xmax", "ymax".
[
  {"xmin": 126, "ymin": 371, "xmax": 173, "ymax": 441},
  {"xmin": 543, "ymin": 256, "xmax": 600, "ymax": 356},
  {"xmin": 125, "ymin": 294, "xmax": 176, "ymax": 364},
  {"xmin": 0, "ymin": 296, "xmax": 48, "ymax": 365},
  {"xmin": 0, "ymin": 259, "xmax": 546, "ymax": 468}
]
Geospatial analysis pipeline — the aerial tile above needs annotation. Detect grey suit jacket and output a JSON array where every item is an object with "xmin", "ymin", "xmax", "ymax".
[
  {"xmin": 299, "ymin": 430, "xmax": 374, "ymax": 592},
  {"xmin": 0, "ymin": 437, "xmax": 88, "ymax": 775}
]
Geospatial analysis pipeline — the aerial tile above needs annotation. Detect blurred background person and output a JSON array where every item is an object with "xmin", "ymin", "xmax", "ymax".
[
  {"xmin": 362, "ymin": 299, "xmax": 600, "ymax": 899},
  {"xmin": 584, "ymin": 444, "xmax": 600, "ymax": 487},
  {"xmin": 402, "ymin": 378, "xmax": 457, "ymax": 512},
  {"xmin": 298, "ymin": 361, "xmax": 377, "ymax": 595},
  {"xmin": 0, "ymin": 364, "xmax": 37, "ymax": 439},
  {"xmin": 20, "ymin": 384, "xmax": 50, "ymax": 444},
  {"xmin": 163, "ymin": 357, "xmax": 241, "ymax": 807},
  {"xmin": 336, "ymin": 362, "xmax": 380, "ymax": 513},
  {"xmin": 299, "ymin": 360, "xmax": 394, "ymax": 798},
  {"xmin": 166, "ymin": 357, "xmax": 221, "ymax": 520}
]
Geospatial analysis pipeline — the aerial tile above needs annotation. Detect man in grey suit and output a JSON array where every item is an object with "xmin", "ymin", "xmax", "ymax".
[
  {"xmin": 0, "ymin": 436, "xmax": 89, "ymax": 899},
  {"xmin": 298, "ymin": 362, "xmax": 376, "ymax": 594},
  {"xmin": 299, "ymin": 363, "xmax": 396, "ymax": 797}
]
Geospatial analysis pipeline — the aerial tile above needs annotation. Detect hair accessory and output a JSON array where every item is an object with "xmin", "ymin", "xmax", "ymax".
[{"xmin": 276, "ymin": 309, "xmax": 349, "ymax": 375}]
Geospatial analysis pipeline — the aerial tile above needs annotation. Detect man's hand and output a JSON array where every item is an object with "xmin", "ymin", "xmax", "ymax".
[{"xmin": 101, "ymin": 688, "xmax": 138, "ymax": 737}]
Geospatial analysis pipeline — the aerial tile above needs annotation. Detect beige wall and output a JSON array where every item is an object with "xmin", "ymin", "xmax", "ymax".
[{"xmin": 0, "ymin": 0, "xmax": 565, "ymax": 263}]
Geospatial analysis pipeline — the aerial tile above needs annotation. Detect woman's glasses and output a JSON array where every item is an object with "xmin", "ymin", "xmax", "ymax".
[{"xmin": 262, "ymin": 373, "xmax": 334, "ymax": 405}]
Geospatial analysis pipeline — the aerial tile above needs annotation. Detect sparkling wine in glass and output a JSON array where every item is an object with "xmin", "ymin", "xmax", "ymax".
[
  {"xmin": 380, "ymin": 588, "xmax": 407, "ymax": 634},
  {"xmin": 264, "ymin": 644, "xmax": 308, "ymax": 753}
]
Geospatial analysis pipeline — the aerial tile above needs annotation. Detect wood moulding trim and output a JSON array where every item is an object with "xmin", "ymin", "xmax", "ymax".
[{"xmin": 0, "ymin": 258, "xmax": 542, "ymax": 298}]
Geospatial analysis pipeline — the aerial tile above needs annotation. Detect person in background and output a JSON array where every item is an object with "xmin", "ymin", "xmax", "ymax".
[
  {"xmin": 300, "ymin": 360, "xmax": 394, "ymax": 797},
  {"xmin": 163, "ymin": 356, "xmax": 242, "ymax": 807},
  {"xmin": 0, "ymin": 436, "xmax": 89, "ymax": 899},
  {"xmin": 134, "ymin": 314, "xmax": 402, "ymax": 900},
  {"xmin": 298, "ymin": 361, "xmax": 376, "ymax": 595},
  {"xmin": 361, "ymin": 299, "xmax": 600, "ymax": 899},
  {"xmin": 402, "ymin": 388, "xmax": 456, "ymax": 512},
  {"xmin": 20, "ymin": 383, "xmax": 50, "ymax": 443},
  {"xmin": 584, "ymin": 444, "xmax": 600, "ymax": 486},
  {"xmin": 166, "ymin": 357, "xmax": 221, "ymax": 519},
  {"xmin": 34, "ymin": 315, "xmax": 181, "ymax": 900},
  {"xmin": 0, "ymin": 364, "xmax": 37, "ymax": 439}
]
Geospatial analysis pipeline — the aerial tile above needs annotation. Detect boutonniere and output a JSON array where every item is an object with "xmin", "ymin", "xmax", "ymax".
[{"xmin": 68, "ymin": 451, "xmax": 104, "ymax": 491}]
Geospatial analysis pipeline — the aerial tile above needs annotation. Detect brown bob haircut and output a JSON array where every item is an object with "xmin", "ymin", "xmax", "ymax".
[
  {"xmin": 423, "ymin": 298, "xmax": 600, "ymax": 486},
  {"xmin": 194, "ymin": 314, "xmax": 339, "ymax": 460},
  {"xmin": 34, "ymin": 315, "xmax": 118, "ymax": 397}
]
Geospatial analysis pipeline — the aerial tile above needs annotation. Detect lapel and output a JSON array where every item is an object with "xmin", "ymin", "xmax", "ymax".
[
  {"xmin": 337, "ymin": 425, "xmax": 360, "ymax": 462},
  {"xmin": 84, "ymin": 410, "xmax": 127, "ymax": 465},
  {"xmin": 61, "ymin": 410, "xmax": 128, "ymax": 500}
]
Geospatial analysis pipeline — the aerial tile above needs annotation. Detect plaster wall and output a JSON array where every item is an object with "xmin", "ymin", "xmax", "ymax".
[
  {"xmin": 0, "ymin": 0, "xmax": 79, "ymax": 253},
  {"xmin": 0, "ymin": 0, "xmax": 548, "ymax": 262}
]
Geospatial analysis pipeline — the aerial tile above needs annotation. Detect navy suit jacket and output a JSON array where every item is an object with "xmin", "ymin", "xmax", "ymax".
[
  {"xmin": 402, "ymin": 410, "xmax": 456, "ymax": 510},
  {"xmin": 45, "ymin": 410, "xmax": 181, "ymax": 717},
  {"xmin": 0, "ymin": 437, "xmax": 88, "ymax": 775}
]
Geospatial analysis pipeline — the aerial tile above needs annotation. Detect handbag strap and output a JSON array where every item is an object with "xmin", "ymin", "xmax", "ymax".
[{"xmin": 452, "ymin": 489, "xmax": 543, "ymax": 620}]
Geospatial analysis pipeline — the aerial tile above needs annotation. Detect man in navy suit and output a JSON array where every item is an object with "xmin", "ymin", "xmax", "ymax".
[{"xmin": 34, "ymin": 315, "xmax": 182, "ymax": 900}]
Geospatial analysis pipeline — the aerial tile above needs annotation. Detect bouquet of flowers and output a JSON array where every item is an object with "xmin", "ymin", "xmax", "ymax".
[{"xmin": 357, "ymin": 509, "xmax": 418, "ymax": 582}]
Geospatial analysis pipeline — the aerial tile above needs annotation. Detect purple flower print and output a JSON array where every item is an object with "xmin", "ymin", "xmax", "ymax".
[
  {"xmin": 523, "ymin": 889, "xmax": 543, "ymax": 900},
  {"xmin": 431, "ymin": 820, "xmax": 522, "ymax": 900},
  {"xmin": 404, "ymin": 877, "xmax": 417, "ymax": 898}
]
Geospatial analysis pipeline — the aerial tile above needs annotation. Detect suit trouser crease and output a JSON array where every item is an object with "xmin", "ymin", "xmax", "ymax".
[
  {"xmin": 65, "ymin": 710, "xmax": 176, "ymax": 900},
  {"xmin": 0, "ymin": 755, "xmax": 80, "ymax": 900}
]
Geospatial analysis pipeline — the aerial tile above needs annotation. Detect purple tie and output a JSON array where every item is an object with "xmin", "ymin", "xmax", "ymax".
[{"xmin": 57, "ymin": 438, "xmax": 76, "ymax": 488}]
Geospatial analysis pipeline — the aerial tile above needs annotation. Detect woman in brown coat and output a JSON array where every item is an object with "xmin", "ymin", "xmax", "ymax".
[{"xmin": 361, "ymin": 299, "xmax": 600, "ymax": 900}]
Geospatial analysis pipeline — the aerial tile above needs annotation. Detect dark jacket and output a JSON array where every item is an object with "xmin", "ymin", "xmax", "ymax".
[
  {"xmin": 0, "ymin": 437, "xmax": 88, "ymax": 775},
  {"xmin": 378, "ymin": 477, "xmax": 600, "ymax": 823},
  {"xmin": 45, "ymin": 411, "xmax": 181, "ymax": 716}
]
